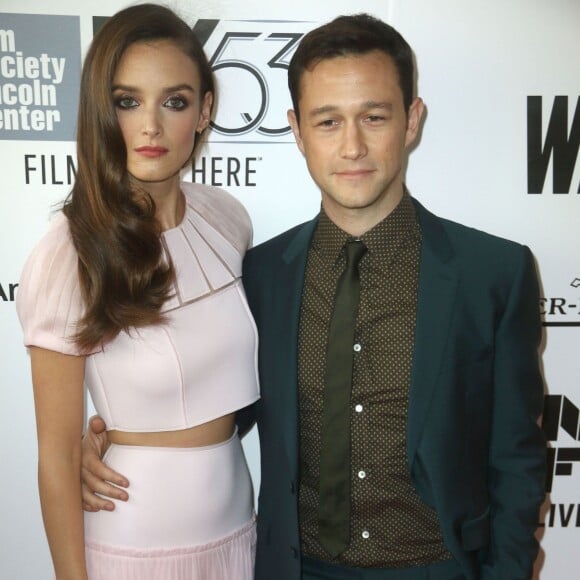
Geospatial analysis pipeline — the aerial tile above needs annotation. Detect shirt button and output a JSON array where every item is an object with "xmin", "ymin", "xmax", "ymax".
[
  {"xmin": 353, "ymin": 343, "xmax": 362, "ymax": 352},
  {"xmin": 355, "ymin": 404, "xmax": 363, "ymax": 413},
  {"xmin": 358, "ymin": 470, "xmax": 366, "ymax": 479},
  {"xmin": 362, "ymin": 530, "xmax": 370, "ymax": 539}
]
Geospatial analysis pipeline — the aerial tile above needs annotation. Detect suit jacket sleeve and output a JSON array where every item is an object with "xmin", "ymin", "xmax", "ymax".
[
  {"xmin": 483, "ymin": 246, "xmax": 546, "ymax": 579},
  {"xmin": 236, "ymin": 402, "xmax": 257, "ymax": 438}
]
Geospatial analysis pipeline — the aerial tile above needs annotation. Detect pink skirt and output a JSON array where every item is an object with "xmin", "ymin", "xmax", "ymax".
[{"xmin": 84, "ymin": 430, "xmax": 255, "ymax": 579}]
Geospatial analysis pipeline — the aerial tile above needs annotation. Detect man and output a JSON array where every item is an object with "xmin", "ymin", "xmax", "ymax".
[{"xmin": 82, "ymin": 13, "xmax": 546, "ymax": 580}]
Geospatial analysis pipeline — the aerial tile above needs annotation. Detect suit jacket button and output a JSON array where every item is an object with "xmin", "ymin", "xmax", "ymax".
[
  {"xmin": 290, "ymin": 481, "xmax": 296, "ymax": 494},
  {"xmin": 290, "ymin": 546, "xmax": 298, "ymax": 558}
]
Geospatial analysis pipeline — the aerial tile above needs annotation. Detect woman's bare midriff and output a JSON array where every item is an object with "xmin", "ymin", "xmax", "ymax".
[{"xmin": 107, "ymin": 412, "xmax": 236, "ymax": 447}]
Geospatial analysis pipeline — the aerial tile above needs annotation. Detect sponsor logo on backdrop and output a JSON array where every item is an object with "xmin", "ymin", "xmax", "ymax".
[
  {"xmin": 189, "ymin": 20, "xmax": 312, "ymax": 187},
  {"xmin": 539, "ymin": 394, "xmax": 580, "ymax": 528},
  {"xmin": 0, "ymin": 282, "xmax": 18, "ymax": 302},
  {"xmin": 527, "ymin": 95, "xmax": 579, "ymax": 194},
  {"xmin": 541, "ymin": 277, "xmax": 580, "ymax": 327},
  {"xmin": 0, "ymin": 13, "xmax": 81, "ymax": 141},
  {"xmin": 193, "ymin": 19, "xmax": 307, "ymax": 142}
]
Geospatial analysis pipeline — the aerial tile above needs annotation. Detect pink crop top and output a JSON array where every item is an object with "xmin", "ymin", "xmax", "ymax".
[{"xmin": 16, "ymin": 182, "xmax": 260, "ymax": 431}]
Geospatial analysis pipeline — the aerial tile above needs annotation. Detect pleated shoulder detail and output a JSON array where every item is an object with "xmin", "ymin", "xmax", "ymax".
[{"xmin": 16, "ymin": 212, "xmax": 98, "ymax": 356}]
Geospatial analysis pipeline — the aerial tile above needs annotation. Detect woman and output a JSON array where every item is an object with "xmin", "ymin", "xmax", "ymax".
[{"xmin": 16, "ymin": 4, "xmax": 259, "ymax": 579}]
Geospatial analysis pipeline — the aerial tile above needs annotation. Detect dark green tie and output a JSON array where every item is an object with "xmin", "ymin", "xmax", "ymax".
[{"xmin": 318, "ymin": 239, "xmax": 367, "ymax": 557}]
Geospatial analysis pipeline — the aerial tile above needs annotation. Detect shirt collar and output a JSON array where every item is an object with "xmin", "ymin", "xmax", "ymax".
[{"xmin": 311, "ymin": 189, "xmax": 419, "ymax": 266}]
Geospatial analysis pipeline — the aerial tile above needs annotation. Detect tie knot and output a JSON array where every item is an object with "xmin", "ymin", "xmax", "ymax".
[{"xmin": 345, "ymin": 240, "xmax": 366, "ymax": 267}]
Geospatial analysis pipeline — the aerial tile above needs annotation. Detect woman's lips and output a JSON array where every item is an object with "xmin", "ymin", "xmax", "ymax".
[{"xmin": 135, "ymin": 146, "xmax": 168, "ymax": 158}]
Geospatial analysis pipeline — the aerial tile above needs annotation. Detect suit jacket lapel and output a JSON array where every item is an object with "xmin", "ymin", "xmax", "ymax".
[
  {"xmin": 407, "ymin": 200, "xmax": 458, "ymax": 471},
  {"xmin": 275, "ymin": 218, "xmax": 318, "ymax": 478}
]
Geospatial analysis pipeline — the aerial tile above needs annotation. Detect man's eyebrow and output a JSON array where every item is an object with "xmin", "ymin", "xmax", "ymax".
[
  {"xmin": 308, "ymin": 105, "xmax": 339, "ymax": 117},
  {"xmin": 308, "ymin": 101, "xmax": 394, "ymax": 117},
  {"xmin": 361, "ymin": 101, "xmax": 393, "ymax": 111}
]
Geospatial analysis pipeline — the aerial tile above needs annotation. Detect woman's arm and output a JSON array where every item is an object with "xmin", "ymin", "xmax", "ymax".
[{"xmin": 30, "ymin": 346, "xmax": 88, "ymax": 580}]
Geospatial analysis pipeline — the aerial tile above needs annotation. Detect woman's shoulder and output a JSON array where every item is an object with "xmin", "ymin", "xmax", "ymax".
[
  {"xmin": 181, "ymin": 182, "xmax": 253, "ymax": 253},
  {"xmin": 21, "ymin": 211, "xmax": 77, "ymax": 273},
  {"xmin": 16, "ymin": 211, "xmax": 89, "ymax": 355}
]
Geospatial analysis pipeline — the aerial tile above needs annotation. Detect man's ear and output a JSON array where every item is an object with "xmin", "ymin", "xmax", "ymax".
[
  {"xmin": 287, "ymin": 109, "xmax": 305, "ymax": 155},
  {"xmin": 405, "ymin": 97, "xmax": 425, "ymax": 148}
]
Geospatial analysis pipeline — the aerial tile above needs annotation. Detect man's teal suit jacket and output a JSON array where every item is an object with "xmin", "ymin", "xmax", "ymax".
[{"xmin": 241, "ymin": 198, "xmax": 546, "ymax": 580}]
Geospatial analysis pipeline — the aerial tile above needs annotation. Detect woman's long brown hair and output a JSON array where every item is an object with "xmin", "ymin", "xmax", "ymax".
[{"xmin": 63, "ymin": 4, "xmax": 214, "ymax": 351}]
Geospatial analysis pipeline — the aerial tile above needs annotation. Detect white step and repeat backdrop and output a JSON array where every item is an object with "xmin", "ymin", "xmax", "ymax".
[{"xmin": 1, "ymin": 0, "xmax": 578, "ymax": 578}]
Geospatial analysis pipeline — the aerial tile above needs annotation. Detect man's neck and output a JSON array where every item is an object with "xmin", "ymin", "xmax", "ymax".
[{"xmin": 321, "ymin": 187, "xmax": 405, "ymax": 237}]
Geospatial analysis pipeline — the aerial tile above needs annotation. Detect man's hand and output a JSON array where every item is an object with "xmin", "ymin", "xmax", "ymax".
[{"xmin": 81, "ymin": 415, "xmax": 129, "ymax": 511}]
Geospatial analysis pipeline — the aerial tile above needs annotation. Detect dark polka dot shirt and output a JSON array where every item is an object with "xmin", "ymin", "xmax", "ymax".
[{"xmin": 298, "ymin": 191, "xmax": 452, "ymax": 568}]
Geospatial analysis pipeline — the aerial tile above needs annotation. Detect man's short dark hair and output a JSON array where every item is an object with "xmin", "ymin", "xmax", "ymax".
[{"xmin": 288, "ymin": 13, "xmax": 415, "ymax": 121}]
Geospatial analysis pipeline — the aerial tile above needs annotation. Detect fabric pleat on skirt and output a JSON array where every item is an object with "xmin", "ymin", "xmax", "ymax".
[{"xmin": 85, "ymin": 516, "xmax": 256, "ymax": 580}]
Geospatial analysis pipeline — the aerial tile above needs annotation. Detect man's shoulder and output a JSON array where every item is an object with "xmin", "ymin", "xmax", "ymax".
[
  {"xmin": 443, "ymin": 215, "xmax": 523, "ymax": 249},
  {"xmin": 415, "ymin": 199, "xmax": 528, "ymax": 259}
]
